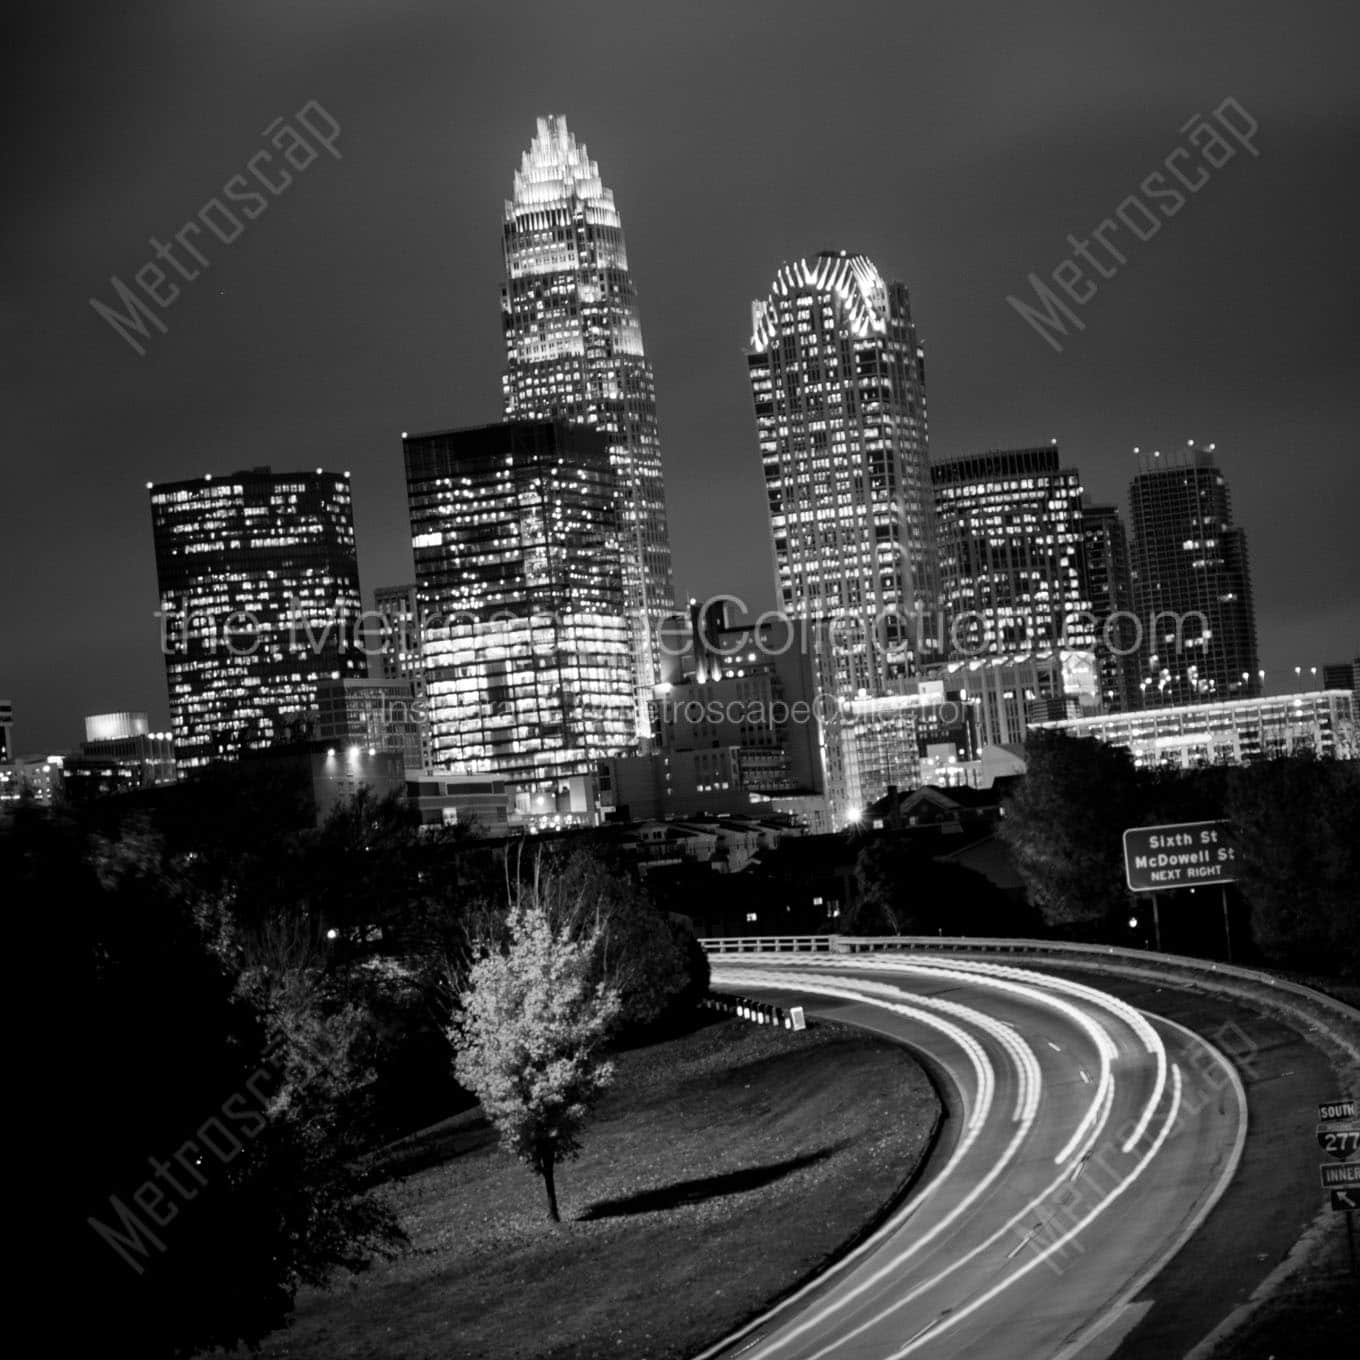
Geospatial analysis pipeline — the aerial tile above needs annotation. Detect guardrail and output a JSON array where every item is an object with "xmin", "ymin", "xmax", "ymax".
[{"xmin": 700, "ymin": 934, "xmax": 1360, "ymax": 1054}]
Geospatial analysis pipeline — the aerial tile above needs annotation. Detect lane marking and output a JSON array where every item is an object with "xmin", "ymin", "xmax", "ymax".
[
  {"xmin": 883, "ymin": 1064, "xmax": 1187, "ymax": 1358},
  {"xmin": 1048, "ymin": 1014, "xmax": 1250, "ymax": 1360}
]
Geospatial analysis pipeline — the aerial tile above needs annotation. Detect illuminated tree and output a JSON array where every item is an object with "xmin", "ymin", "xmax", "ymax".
[{"xmin": 450, "ymin": 869, "xmax": 620, "ymax": 1222}]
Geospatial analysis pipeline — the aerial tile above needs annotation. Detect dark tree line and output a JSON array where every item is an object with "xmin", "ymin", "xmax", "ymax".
[
  {"xmin": 998, "ymin": 732, "xmax": 1360, "ymax": 976},
  {"xmin": 11, "ymin": 769, "xmax": 706, "ymax": 1357}
]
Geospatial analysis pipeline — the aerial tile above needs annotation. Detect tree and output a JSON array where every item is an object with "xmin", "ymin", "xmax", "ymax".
[
  {"xmin": 849, "ymin": 835, "xmax": 1028, "ymax": 937},
  {"xmin": 8, "ymin": 807, "xmax": 404, "ymax": 1359},
  {"xmin": 450, "ymin": 871, "xmax": 620, "ymax": 1222},
  {"xmin": 1000, "ymin": 731, "xmax": 1144, "ymax": 933},
  {"xmin": 1226, "ymin": 756, "xmax": 1360, "ymax": 976}
]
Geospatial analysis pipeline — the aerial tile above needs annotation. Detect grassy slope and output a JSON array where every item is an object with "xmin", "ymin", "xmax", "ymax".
[{"xmin": 243, "ymin": 1017, "xmax": 939, "ymax": 1360}]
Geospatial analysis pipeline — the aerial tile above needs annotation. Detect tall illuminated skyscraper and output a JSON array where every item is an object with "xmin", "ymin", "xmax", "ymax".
[
  {"xmin": 932, "ymin": 445, "xmax": 1091, "ymax": 657},
  {"xmin": 1080, "ymin": 499, "xmax": 1140, "ymax": 711},
  {"xmin": 403, "ymin": 420, "xmax": 633, "ymax": 826},
  {"xmin": 149, "ymin": 467, "xmax": 365, "ymax": 769},
  {"xmin": 1128, "ymin": 445, "xmax": 1259, "ymax": 706},
  {"xmin": 748, "ymin": 251, "xmax": 938, "ymax": 698},
  {"xmin": 501, "ymin": 116, "xmax": 675, "ymax": 713}
]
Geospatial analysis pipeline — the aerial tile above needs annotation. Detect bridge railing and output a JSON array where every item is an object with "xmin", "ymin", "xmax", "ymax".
[{"xmin": 700, "ymin": 934, "xmax": 1360, "ymax": 1053}]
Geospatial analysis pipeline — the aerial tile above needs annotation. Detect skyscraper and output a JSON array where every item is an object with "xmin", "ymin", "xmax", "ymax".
[
  {"xmin": 1128, "ymin": 446, "xmax": 1259, "ymax": 706},
  {"xmin": 501, "ymin": 115, "xmax": 675, "ymax": 712},
  {"xmin": 149, "ymin": 467, "xmax": 365, "ymax": 769},
  {"xmin": 748, "ymin": 250, "xmax": 938, "ymax": 698},
  {"xmin": 403, "ymin": 420, "xmax": 633, "ymax": 825},
  {"xmin": 372, "ymin": 583, "xmax": 421, "ymax": 682},
  {"xmin": 932, "ymin": 446, "xmax": 1091, "ymax": 657},
  {"xmin": 1080, "ymin": 500, "xmax": 1140, "ymax": 711}
]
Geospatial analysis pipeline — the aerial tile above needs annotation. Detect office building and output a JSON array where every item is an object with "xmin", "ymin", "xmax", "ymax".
[
  {"xmin": 403, "ymin": 420, "xmax": 633, "ymax": 826},
  {"xmin": 1322, "ymin": 657, "xmax": 1359, "ymax": 698},
  {"xmin": 372, "ymin": 584, "xmax": 422, "ymax": 682},
  {"xmin": 932, "ymin": 445, "xmax": 1091, "ymax": 658},
  {"xmin": 61, "ymin": 711, "xmax": 178, "ymax": 800},
  {"xmin": 0, "ymin": 699, "xmax": 11, "ymax": 764},
  {"xmin": 149, "ymin": 467, "xmax": 365, "ymax": 769},
  {"xmin": 1127, "ymin": 445, "xmax": 1259, "ymax": 706},
  {"xmin": 1079, "ymin": 501, "xmax": 1140, "ymax": 711},
  {"xmin": 316, "ymin": 678, "xmax": 426, "ymax": 770},
  {"xmin": 404, "ymin": 772, "xmax": 512, "ymax": 834},
  {"xmin": 1034, "ymin": 690, "xmax": 1357, "ymax": 769},
  {"xmin": 748, "ymin": 250, "xmax": 938, "ymax": 697},
  {"xmin": 604, "ymin": 600, "xmax": 841, "ymax": 826},
  {"xmin": 501, "ymin": 115, "xmax": 676, "ymax": 708}
]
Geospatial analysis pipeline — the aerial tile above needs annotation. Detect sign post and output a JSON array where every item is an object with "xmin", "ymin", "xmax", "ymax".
[
  {"xmin": 1123, "ymin": 821, "xmax": 1237, "ymax": 956},
  {"xmin": 1317, "ymin": 1096, "xmax": 1359, "ymax": 1276}
]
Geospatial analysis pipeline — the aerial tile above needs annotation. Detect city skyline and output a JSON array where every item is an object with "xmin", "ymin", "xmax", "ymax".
[{"xmin": 6, "ymin": 2, "xmax": 1358, "ymax": 750}]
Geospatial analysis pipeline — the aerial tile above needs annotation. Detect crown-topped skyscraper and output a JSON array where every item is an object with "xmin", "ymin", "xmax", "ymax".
[
  {"xmin": 501, "ymin": 116, "xmax": 676, "ymax": 722},
  {"xmin": 748, "ymin": 251, "xmax": 938, "ymax": 698}
]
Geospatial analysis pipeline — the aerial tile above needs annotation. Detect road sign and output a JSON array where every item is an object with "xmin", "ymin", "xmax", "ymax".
[
  {"xmin": 1123, "ymin": 821, "xmax": 1238, "ymax": 893},
  {"xmin": 1317, "ymin": 1125, "xmax": 1360, "ymax": 1161},
  {"xmin": 1319, "ymin": 1098, "xmax": 1357, "ymax": 1122},
  {"xmin": 1332, "ymin": 1189, "xmax": 1359, "ymax": 1213},
  {"xmin": 1320, "ymin": 1162, "xmax": 1360, "ymax": 1190}
]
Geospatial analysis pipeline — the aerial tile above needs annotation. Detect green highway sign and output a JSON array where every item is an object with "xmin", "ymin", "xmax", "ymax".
[
  {"xmin": 1123, "ymin": 821, "xmax": 1238, "ymax": 893},
  {"xmin": 1320, "ymin": 1162, "xmax": 1360, "ymax": 1190},
  {"xmin": 1332, "ymin": 1189, "xmax": 1359, "ymax": 1213},
  {"xmin": 1319, "ymin": 1098, "xmax": 1357, "ymax": 1122}
]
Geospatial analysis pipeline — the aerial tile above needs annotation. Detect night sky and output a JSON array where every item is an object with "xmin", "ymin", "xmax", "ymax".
[{"xmin": 5, "ymin": 0, "xmax": 1358, "ymax": 753}]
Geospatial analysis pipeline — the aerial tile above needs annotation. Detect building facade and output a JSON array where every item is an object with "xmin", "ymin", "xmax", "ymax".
[
  {"xmin": 403, "ymin": 420, "xmax": 633, "ymax": 826},
  {"xmin": 372, "ymin": 583, "xmax": 422, "ymax": 682},
  {"xmin": 605, "ymin": 601, "xmax": 841, "ymax": 825},
  {"xmin": 1079, "ymin": 500, "xmax": 1140, "ymax": 711},
  {"xmin": 501, "ymin": 115, "xmax": 676, "ymax": 711},
  {"xmin": 316, "ymin": 678, "xmax": 426, "ymax": 770},
  {"xmin": 63, "ymin": 711, "xmax": 178, "ymax": 800},
  {"xmin": 1033, "ymin": 690, "xmax": 1356, "ymax": 769},
  {"xmin": 1127, "ymin": 446, "xmax": 1259, "ymax": 706},
  {"xmin": 748, "ymin": 251, "xmax": 938, "ymax": 698},
  {"xmin": 149, "ymin": 467, "xmax": 365, "ymax": 769},
  {"xmin": 932, "ymin": 445, "xmax": 1091, "ymax": 659}
]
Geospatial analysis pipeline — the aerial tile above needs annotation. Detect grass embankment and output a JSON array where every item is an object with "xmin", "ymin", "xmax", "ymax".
[{"xmin": 245, "ymin": 1015, "xmax": 939, "ymax": 1360}]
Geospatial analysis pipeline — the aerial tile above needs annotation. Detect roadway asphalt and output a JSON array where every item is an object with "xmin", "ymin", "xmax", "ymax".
[
  {"xmin": 701, "ymin": 956, "xmax": 1260, "ymax": 1360},
  {"xmin": 1034, "ymin": 966, "xmax": 1344, "ymax": 1359}
]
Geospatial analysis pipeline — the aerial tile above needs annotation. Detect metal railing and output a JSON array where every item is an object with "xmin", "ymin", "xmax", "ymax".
[{"xmin": 700, "ymin": 934, "xmax": 1360, "ymax": 1058}]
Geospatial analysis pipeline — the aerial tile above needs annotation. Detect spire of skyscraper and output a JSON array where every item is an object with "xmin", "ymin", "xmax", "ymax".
[{"xmin": 501, "ymin": 116, "xmax": 676, "ymax": 726}]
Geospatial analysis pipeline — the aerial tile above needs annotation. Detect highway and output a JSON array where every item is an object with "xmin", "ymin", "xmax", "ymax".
[{"xmin": 700, "ymin": 953, "xmax": 1249, "ymax": 1360}]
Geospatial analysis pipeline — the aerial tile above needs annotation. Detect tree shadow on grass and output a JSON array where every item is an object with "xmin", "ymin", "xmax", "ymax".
[{"xmin": 577, "ymin": 1144, "xmax": 846, "ymax": 1220}]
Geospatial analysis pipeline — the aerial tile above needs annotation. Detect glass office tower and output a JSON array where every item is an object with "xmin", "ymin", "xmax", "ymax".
[
  {"xmin": 932, "ymin": 445, "xmax": 1092, "ymax": 657},
  {"xmin": 149, "ymin": 467, "xmax": 365, "ymax": 769},
  {"xmin": 403, "ymin": 420, "xmax": 632, "ymax": 825},
  {"xmin": 1128, "ymin": 445, "xmax": 1260, "ymax": 706},
  {"xmin": 747, "ymin": 250, "xmax": 938, "ymax": 698},
  {"xmin": 501, "ymin": 116, "xmax": 676, "ymax": 717}
]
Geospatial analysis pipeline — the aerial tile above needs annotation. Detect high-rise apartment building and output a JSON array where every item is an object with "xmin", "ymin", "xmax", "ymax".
[
  {"xmin": 403, "ymin": 420, "xmax": 633, "ymax": 825},
  {"xmin": 1127, "ymin": 446, "xmax": 1259, "ymax": 706},
  {"xmin": 1080, "ymin": 500, "xmax": 1140, "ymax": 711},
  {"xmin": 501, "ymin": 116, "xmax": 676, "ymax": 710},
  {"xmin": 148, "ymin": 467, "xmax": 365, "ymax": 769},
  {"xmin": 748, "ymin": 250, "xmax": 938, "ymax": 698},
  {"xmin": 932, "ymin": 445, "xmax": 1091, "ymax": 659}
]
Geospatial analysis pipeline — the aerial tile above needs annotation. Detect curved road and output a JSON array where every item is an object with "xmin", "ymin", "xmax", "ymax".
[{"xmin": 702, "ymin": 953, "xmax": 1248, "ymax": 1360}]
